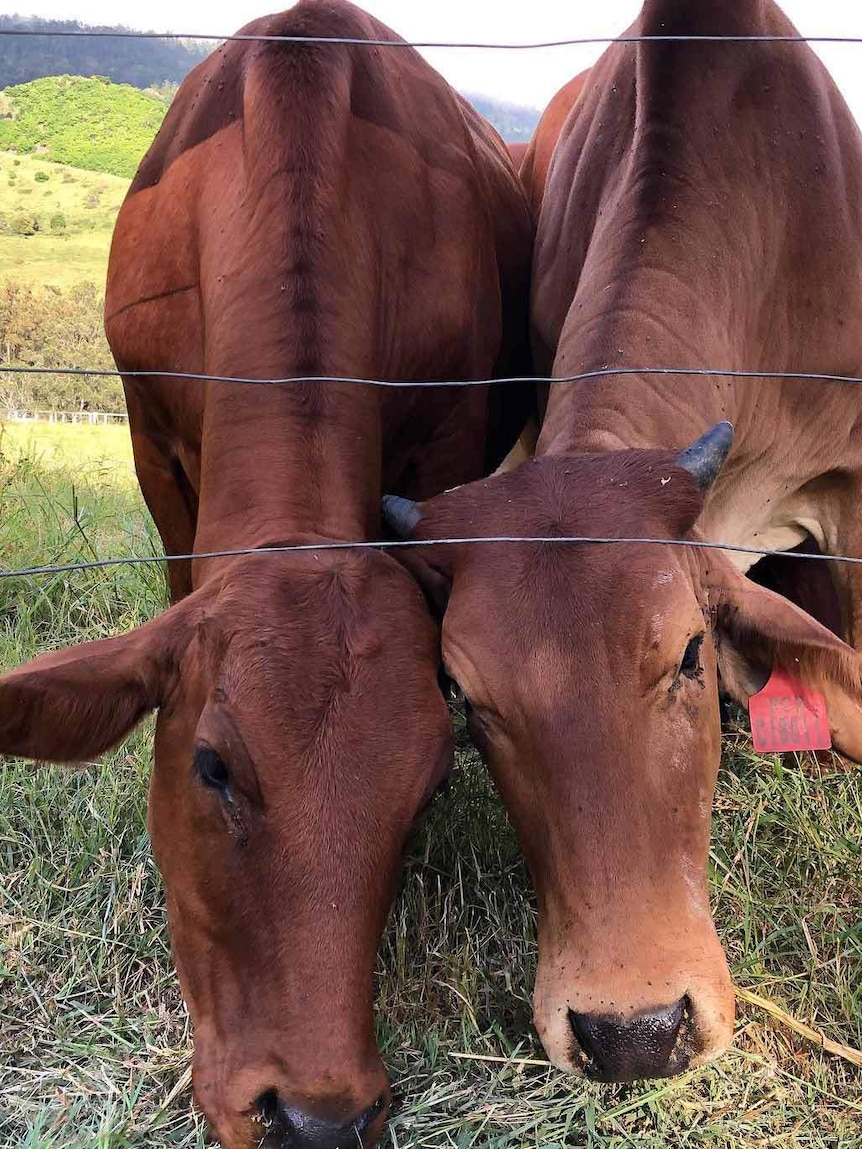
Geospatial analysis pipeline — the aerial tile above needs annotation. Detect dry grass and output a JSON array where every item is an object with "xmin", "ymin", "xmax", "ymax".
[{"xmin": 1, "ymin": 428, "xmax": 860, "ymax": 1147}]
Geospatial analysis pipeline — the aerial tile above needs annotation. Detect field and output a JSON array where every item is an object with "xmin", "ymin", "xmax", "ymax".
[
  {"xmin": 0, "ymin": 151, "xmax": 127, "ymax": 288},
  {"xmin": 0, "ymin": 421, "xmax": 134, "ymax": 472},
  {"xmin": 0, "ymin": 422, "xmax": 861, "ymax": 1148}
]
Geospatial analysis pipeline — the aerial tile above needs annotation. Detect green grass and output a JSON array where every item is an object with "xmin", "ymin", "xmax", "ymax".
[
  {"xmin": 0, "ymin": 152, "xmax": 127, "ymax": 288},
  {"xmin": 0, "ymin": 76, "xmax": 167, "ymax": 178},
  {"xmin": 1, "ymin": 425, "xmax": 861, "ymax": 1147},
  {"xmin": 0, "ymin": 421, "xmax": 134, "ymax": 473}
]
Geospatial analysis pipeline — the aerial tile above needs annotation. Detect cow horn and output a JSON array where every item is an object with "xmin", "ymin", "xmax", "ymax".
[
  {"xmin": 382, "ymin": 495, "xmax": 422, "ymax": 538},
  {"xmin": 674, "ymin": 421, "xmax": 734, "ymax": 490}
]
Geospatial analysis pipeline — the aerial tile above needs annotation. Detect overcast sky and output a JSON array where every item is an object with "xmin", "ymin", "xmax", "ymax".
[{"xmin": 7, "ymin": 1, "xmax": 862, "ymax": 125}]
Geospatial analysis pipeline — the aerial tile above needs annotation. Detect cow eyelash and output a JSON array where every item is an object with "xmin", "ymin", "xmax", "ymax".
[
  {"xmin": 679, "ymin": 634, "xmax": 704, "ymax": 679},
  {"xmin": 194, "ymin": 746, "xmax": 231, "ymax": 791}
]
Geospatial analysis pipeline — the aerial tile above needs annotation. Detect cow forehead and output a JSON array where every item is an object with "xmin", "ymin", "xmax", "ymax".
[
  {"xmin": 428, "ymin": 450, "xmax": 703, "ymax": 539},
  {"xmin": 174, "ymin": 625, "xmax": 448, "ymax": 779},
  {"xmin": 444, "ymin": 546, "xmax": 703, "ymax": 697},
  {"xmin": 171, "ymin": 554, "xmax": 441, "ymax": 721},
  {"xmin": 207, "ymin": 551, "xmax": 432, "ymax": 636},
  {"xmin": 453, "ymin": 537, "xmax": 701, "ymax": 620}
]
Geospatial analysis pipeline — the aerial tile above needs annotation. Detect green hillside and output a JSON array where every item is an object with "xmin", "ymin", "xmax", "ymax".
[
  {"xmin": 0, "ymin": 75, "xmax": 167, "ymax": 177},
  {"xmin": 0, "ymin": 151, "xmax": 127, "ymax": 287},
  {"xmin": 0, "ymin": 149, "xmax": 126, "ymax": 413}
]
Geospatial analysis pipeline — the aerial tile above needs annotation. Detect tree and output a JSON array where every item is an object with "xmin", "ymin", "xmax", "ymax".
[{"xmin": 0, "ymin": 281, "xmax": 122, "ymax": 412}]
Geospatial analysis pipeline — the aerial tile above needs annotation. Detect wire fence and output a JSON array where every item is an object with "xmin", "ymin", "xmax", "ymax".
[
  {"xmin": 2, "ymin": 407, "xmax": 128, "ymax": 424},
  {"xmin": 4, "ymin": 365, "xmax": 862, "ymax": 388},
  {"xmin": 4, "ymin": 28, "xmax": 862, "ymax": 47},
  {"xmin": 3, "ymin": 537, "xmax": 862, "ymax": 583},
  {"xmin": 1, "ymin": 22, "xmax": 860, "ymax": 584}
]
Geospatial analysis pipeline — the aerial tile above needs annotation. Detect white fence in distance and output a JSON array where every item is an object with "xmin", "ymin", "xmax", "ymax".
[{"xmin": 1, "ymin": 409, "xmax": 129, "ymax": 425}]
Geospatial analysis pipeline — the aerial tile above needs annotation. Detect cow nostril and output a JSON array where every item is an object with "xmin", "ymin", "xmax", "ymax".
[
  {"xmin": 257, "ymin": 1087, "xmax": 280, "ymax": 1122},
  {"xmin": 568, "ymin": 996, "xmax": 690, "ymax": 1082},
  {"xmin": 255, "ymin": 1089, "xmax": 387, "ymax": 1148}
]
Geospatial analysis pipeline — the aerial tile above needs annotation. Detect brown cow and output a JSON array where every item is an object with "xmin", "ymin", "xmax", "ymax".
[
  {"xmin": 0, "ymin": 3, "xmax": 532, "ymax": 1146},
  {"xmin": 506, "ymin": 140, "xmax": 530, "ymax": 172},
  {"xmin": 384, "ymin": 0, "xmax": 862, "ymax": 1084},
  {"xmin": 519, "ymin": 69, "xmax": 588, "ymax": 218}
]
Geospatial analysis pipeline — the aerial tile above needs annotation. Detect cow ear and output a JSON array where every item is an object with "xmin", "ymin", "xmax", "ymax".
[
  {"xmin": 392, "ymin": 544, "xmax": 454, "ymax": 620},
  {"xmin": 708, "ymin": 558, "xmax": 862, "ymax": 762},
  {"xmin": 0, "ymin": 591, "xmax": 205, "ymax": 764},
  {"xmin": 382, "ymin": 495, "xmax": 455, "ymax": 618}
]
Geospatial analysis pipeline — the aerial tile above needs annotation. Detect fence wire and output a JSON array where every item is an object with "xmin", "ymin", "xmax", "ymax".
[
  {"xmin": 5, "ymin": 366, "xmax": 862, "ymax": 388},
  {"xmin": 2, "ymin": 537, "xmax": 861, "ymax": 583},
  {"xmin": 3, "ymin": 29, "xmax": 862, "ymax": 48}
]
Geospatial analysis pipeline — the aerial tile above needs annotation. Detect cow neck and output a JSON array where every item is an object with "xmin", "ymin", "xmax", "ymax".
[
  {"xmin": 536, "ymin": 276, "xmax": 748, "ymax": 461},
  {"xmin": 535, "ymin": 27, "xmax": 796, "ymax": 461},
  {"xmin": 192, "ymin": 380, "xmax": 381, "ymax": 565}
]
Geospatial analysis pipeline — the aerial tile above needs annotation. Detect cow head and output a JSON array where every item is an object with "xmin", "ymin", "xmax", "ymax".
[
  {"xmin": 0, "ymin": 551, "xmax": 452, "ymax": 1148},
  {"xmin": 384, "ymin": 424, "xmax": 862, "ymax": 1081}
]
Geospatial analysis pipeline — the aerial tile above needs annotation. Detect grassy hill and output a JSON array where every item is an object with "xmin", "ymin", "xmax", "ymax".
[
  {"xmin": 0, "ymin": 150, "xmax": 126, "ymax": 411},
  {"xmin": 0, "ymin": 75, "xmax": 167, "ymax": 177},
  {"xmin": 0, "ymin": 151, "xmax": 127, "ymax": 287}
]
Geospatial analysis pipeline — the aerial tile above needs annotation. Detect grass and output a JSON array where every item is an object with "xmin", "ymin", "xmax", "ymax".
[
  {"xmin": 0, "ymin": 152, "xmax": 127, "ymax": 288},
  {"xmin": 1, "ymin": 424, "xmax": 861, "ymax": 1147},
  {"xmin": 0, "ymin": 421, "xmax": 134, "ymax": 474}
]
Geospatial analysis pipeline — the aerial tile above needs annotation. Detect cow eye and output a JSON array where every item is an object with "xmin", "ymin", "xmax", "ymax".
[
  {"xmin": 195, "ymin": 746, "xmax": 230, "ymax": 791},
  {"xmin": 679, "ymin": 634, "xmax": 704, "ymax": 678}
]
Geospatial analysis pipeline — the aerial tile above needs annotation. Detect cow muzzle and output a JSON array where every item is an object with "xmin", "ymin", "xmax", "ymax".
[
  {"xmin": 532, "ymin": 918, "xmax": 736, "ymax": 1082},
  {"xmin": 536, "ymin": 984, "xmax": 734, "ymax": 1083},
  {"xmin": 256, "ymin": 1089, "xmax": 388, "ymax": 1148},
  {"xmin": 195, "ymin": 1048, "xmax": 391, "ymax": 1149},
  {"xmin": 568, "ymin": 997, "xmax": 691, "ymax": 1081}
]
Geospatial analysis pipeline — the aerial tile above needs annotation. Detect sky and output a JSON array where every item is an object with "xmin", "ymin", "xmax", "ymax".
[{"xmin": 6, "ymin": 0, "xmax": 862, "ymax": 124}]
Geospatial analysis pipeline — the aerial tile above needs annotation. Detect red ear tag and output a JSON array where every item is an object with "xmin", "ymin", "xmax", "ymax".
[{"xmin": 748, "ymin": 667, "xmax": 831, "ymax": 753}]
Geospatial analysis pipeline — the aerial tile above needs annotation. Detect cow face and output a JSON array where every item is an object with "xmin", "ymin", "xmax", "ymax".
[
  {"xmin": 0, "ymin": 551, "xmax": 452, "ymax": 1149},
  {"xmin": 385, "ymin": 444, "xmax": 862, "ymax": 1082}
]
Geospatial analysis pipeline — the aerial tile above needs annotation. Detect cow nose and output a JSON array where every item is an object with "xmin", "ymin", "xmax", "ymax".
[
  {"xmin": 257, "ymin": 1090, "xmax": 387, "ymax": 1148},
  {"xmin": 568, "ymin": 998, "xmax": 689, "ymax": 1082}
]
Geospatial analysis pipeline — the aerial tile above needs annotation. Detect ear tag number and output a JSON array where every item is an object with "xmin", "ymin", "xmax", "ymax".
[{"xmin": 748, "ymin": 667, "xmax": 831, "ymax": 753}]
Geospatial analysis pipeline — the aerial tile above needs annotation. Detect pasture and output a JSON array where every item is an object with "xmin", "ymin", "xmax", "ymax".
[
  {"xmin": 0, "ymin": 152, "xmax": 127, "ymax": 288},
  {"xmin": 1, "ymin": 421, "xmax": 861, "ymax": 1146}
]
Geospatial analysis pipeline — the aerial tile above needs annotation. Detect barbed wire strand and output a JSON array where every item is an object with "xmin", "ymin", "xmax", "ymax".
[
  {"xmin": 2, "ymin": 536, "xmax": 861, "ymax": 582},
  {"xmin": 3, "ymin": 29, "xmax": 862, "ymax": 48},
  {"xmin": 5, "ymin": 365, "xmax": 862, "ymax": 388}
]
